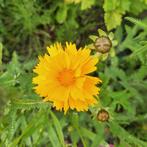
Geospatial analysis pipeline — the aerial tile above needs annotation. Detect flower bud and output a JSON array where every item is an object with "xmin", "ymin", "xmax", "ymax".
[
  {"xmin": 97, "ymin": 109, "xmax": 109, "ymax": 122},
  {"xmin": 94, "ymin": 36, "xmax": 112, "ymax": 54}
]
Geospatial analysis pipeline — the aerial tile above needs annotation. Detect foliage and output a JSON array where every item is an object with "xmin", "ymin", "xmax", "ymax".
[
  {"xmin": 65, "ymin": 0, "xmax": 147, "ymax": 30},
  {"xmin": 0, "ymin": 43, "xmax": 2, "ymax": 71},
  {"xmin": 103, "ymin": 0, "xmax": 147, "ymax": 30},
  {"xmin": 0, "ymin": 0, "xmax": 101, "ymax": 57},
  {"xmin": 0, "ymin": 0, "xmax": 147, "ymax": 147}
]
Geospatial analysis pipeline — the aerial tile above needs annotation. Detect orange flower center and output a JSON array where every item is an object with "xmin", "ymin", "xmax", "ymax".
[{"xmin": 57, "ymin": 69, "xmax": 75, "ymax": 87}]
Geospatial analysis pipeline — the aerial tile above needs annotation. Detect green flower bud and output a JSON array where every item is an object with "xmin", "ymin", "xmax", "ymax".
[{"xmin": 97, "ymin": 109, "xmax": 109, "ymax": 122}]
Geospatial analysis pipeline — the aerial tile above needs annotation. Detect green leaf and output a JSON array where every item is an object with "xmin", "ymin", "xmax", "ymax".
[
  {"xmin": 119, "ymin": 0, "xmax": 131, "ymax": 13},
  {"xmin": 11, "ymin": 98, "xmax": 49, "ymax": 110},
  {"xmin": 105, "ymin": 11, "xmax": 122, "ymax": 30},
  {"xmin": 80, "ymin": 127, "xmax": 96, "ymax": 141},
  {"xmin": 89, "ymin": 35, "xmax": 98, "ymax": 41},
  {"xmin": 110, "ymin": 121, "xmax": 147, "ymax": 147},
  {"xmin": 103, "ymin": 0, "xmax": 131, "ymax": 30},
  {"xmin": 10, "ymin": 111, "xmax": 46, "ymax": 146},
  {"xmin": 48, "ymin": 123, "xmax": 61, "ymax": 147},
  {"xmin": 91, "ymin": 123, "xmax": 104, "ymax": 147},
  {"xmin": 0, "ymin": 71, "xmax": 16, "ymax": 86},
  {"xmin": 129, "ymin": 0, "xmax": 147, "ymax": 15},
  {"xmin": 126, "ymin": 17, "xmax": 147, "ymax": 30},
  {"xmin": 71, "ymin": 113, "xmax": 87, "ymax": 147},
  {"xmin": 81, "ymin": 0, "xmax": 95, "ymax": 10},
  {"xmin": 103, "ymin": 0, "xmax": 118, "ymax": 11},
  {"xmin": 131, "ymin": 43, "xmax": 147, "ymax": 56},
  {"xmin": 56, "ymin": 4, "xmax": 68, "ymax": 24},
  {"xmin": 98, "ymin": 29, "xmax": 107, "ymax": 37},
  {"xmin": 49, "ymin": 111, "xmax": 65, "ymax": 147},
  {"xmin": 0, "ymin": 43, "xmax": 2, "ymax": 69}
]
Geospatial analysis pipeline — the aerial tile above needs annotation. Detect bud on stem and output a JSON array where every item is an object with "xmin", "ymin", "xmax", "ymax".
[
  {"xmin": 97, "ymin": 109, "xmax": 109, "ymax": 122},
  {"xmin": 94, "ymin": 36, "xmax": 112, "ymax": 54}
]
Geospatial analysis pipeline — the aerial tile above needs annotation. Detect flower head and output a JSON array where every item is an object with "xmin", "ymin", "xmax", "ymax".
[
  {"xmin": 94, "ymin": 36, "xmax": 112, "ymax": 54},
  {"xmin": 97, "ymin": 109, "xmax": 109, "ymax": 122},
  {"xmin": 33, "ymin": 42, "xmax": 101, "ymax": 113}
]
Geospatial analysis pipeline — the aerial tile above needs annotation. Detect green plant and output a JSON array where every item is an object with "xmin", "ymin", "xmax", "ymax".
[
  {"xmin": 0, "ymin": 0, "xmax": 147, "ymax": 146},
  {"xmin": 0, "ymin": 17, "xmax": 147, "ymax": 146},
  {"xmin": 0, "ymin": 0, "xmax": 102, "ymax": 58}
]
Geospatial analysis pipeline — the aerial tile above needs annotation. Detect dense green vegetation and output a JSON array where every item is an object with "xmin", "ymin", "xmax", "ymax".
[{"xmin": 0, "ymin": 0, "xmax": 147, "ymax": 146}]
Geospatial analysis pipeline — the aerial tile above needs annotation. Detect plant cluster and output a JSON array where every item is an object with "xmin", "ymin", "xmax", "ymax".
[{"xmin": 0, "ymin": 0, "xmax": 147, "ymax": 147}]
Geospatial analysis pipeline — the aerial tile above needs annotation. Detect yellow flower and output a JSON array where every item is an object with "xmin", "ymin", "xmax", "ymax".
[{"xmin": 33, "ymin": 42, "xmax": 101, "ymax": 113}]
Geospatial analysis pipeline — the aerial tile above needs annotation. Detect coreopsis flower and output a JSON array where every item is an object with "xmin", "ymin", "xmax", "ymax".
[{"xmin": 33, "ymin": 42, "xmax": 101, "ymax": 113}]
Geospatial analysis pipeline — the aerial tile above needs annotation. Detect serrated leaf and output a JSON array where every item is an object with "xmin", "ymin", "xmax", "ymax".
[
  {"xmin": 125, "ymin": 17, "xmax": 147, "ymax": 30},
  {"xmin": 81, "ymin": 0, "xmax": 95, "ymax": 10},
  {"xmin": 119, "ymin": 0, "xmax": 131, "ymax": 13},
  {"xmin": 11, "ymin": 98, "xmax": 49, "ymax": 110},
  {"xmin": 105, "ymin": 11, "xmax": 122, "ymax": 30},
  {"xmin": 103, "ymin": 0, "xmax": 118, "ymax": 11}
]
